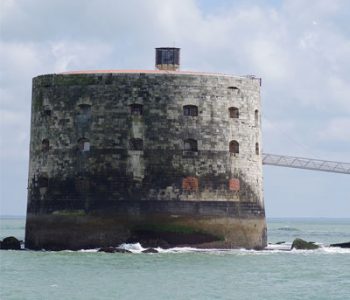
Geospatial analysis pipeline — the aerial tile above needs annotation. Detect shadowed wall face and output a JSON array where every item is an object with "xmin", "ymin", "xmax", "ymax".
[{"xmin": 26, "ymin": 72, "xmax": 265, "ymax": 250}]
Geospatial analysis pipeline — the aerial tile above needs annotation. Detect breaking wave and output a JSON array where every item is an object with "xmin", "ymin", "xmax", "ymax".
[{"xmin": 76, "ymin": 242, "xmax": 350, "ymax": 255}]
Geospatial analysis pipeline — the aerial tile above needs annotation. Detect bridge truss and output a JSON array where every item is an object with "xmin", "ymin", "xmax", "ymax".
[{"xmin": 262, "ymin": 153, "xmax": 350, "ymax": 174}]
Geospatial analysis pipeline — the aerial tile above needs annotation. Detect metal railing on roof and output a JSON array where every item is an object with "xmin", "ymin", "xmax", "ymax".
[{"xmin": 262, "ymin": 153, "xmax": 350, "ymax": 174}]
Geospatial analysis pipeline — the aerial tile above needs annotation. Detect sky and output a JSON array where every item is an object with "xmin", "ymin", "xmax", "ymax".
[{"xmin": 0, "ymin": 0, "xmax": 349, "ymax": 217}]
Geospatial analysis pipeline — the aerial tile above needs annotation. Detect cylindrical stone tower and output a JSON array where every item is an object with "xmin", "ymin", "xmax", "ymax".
[{"xmin": 25, "ymin": 50, "xmax": 266, "ymax": 250}]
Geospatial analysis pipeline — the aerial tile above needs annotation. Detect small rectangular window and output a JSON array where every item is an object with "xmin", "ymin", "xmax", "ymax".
[
  {"xmin": 229, "ymin": 140, "xmax": 239, "ymax": 154},
  {"xmin": 183, "ymin": 105, "xmax": 198, "ymax": 116},
  {"xmin": 229, "ymin": 107, "xmax": 239, "ymax": 118},
  {"xmin": 184, "ymin": 139, "xmax": 198, "ymax": 151},
  {"xmin": 129, "ymin": 138, "xmax": 143, "ymax": 151},
  {"xmin": 83, "ymin": 142, "xmax": 90, "ymax": 152},
  {"xmin": 78, "ymin": 138, "xmax": 90, "ymax": 152},
  {"xmin": 130, "ymin": 104, "xmax": 143, "ymax": 116}
]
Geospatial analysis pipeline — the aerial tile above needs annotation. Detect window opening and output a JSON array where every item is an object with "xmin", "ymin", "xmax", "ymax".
[
  {"xmin": 229, "ymin": 140, "xmax": 239, "ymax": 154},
  {"xmin": 130, "ymin": 104, "xmax": 143, "ymax": 116},
  {"xmin": 79, "ymin": 104, "xmax": 91, "ymax": 115},
  {"xmin": 78, "ymin": 138, "xmax": 90, "ymax": 152},
  {"xmin": 38, "ymin": 175, "xmax": 49, "ymax": 188},
  {"xmin": 43, "ymin": 105, "xmax": 51, "ymax": 117},
  {"xmin": 42, "ymin": 139, "xmax": 49, "ymax": 152},
  {"xmin": 255, "ymin": 142, "xmax": 259, "ymax": 155},
  {"xmin": 44, "ymin": 109, "xmax": 51, "ymax": 116},
  {"xmin": 255, "ymin": 110, "xmax": 259, "ymax": 126},
  {"xmin": 129, "ymin": 138, "xmax": 143, "ymax": 151},
  {"xmin": 229, "ymin": 107, "xmax": 239, "ymax": 118},
  {"xmin": 184, "ymin": 139, "xmax": 198, "ymax": 151},
  {"xmin": 183, "ymin": 105, "xmax": 198, "ymax": 116}
]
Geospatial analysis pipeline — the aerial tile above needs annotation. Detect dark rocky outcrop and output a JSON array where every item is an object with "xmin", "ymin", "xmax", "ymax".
[
  {"xmin": 98, "ymin": 246, "xmax": 117, "ymax": 253},
  {"xmin": 131, "ymin": 229, "xmax": 221, "ymax": 249},
  {"xmin": 0, "ymin": 236, "xmax": 21, "ymax": 250},
  {"xmin": 292, "ymin": 238, "xmax": 319, "ymax": 250},
  {"xmin": 98, "ymin": 247, "xmax": 132, "ymax": 253},
  {"xmin": 142, "ymin": 248, "xmax": 159, "ymax": 253},
  {"xmin": 330, "ymin": 242, "xmax": 350, "ymax": 248},
  {"xmin": 115, "ymin": 248, "xmax": 132, "ymax": 253}
]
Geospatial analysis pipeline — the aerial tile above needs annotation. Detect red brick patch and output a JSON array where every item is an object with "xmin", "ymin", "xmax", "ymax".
[
  {"xmin": 229, "ymin": 179, "xmax": 240, "ymax": 191},
  {"xmin": 182, "ymin": 177, "xmax": 199, "ymax": 191}
]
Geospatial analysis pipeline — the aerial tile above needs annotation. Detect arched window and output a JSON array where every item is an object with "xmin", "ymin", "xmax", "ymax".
[
  {"xmin": 183, "ymin": 105, "xmax": 198, "ymax": 116},
  {"xmin": 229, "ymin": 107, "xmax": 239, "ymax": 118},
  {"xmin": 255, "ymin": 109, "xmax": 259, "ymax": 126},
  {"xmin": 255, "ymin": 142, "xmax": 259, "ymax": 155},
  {"xmin": 38, "ymin": 175, "xmax": 49, "ymax": 188},
  {"xmin": 78, "ymin": 138, "xmax": 90, "ymax": 152},
  {"xmin": 229, "ymin": 140, "xmax": 239, "ymax": 154},
  {"xmin": 43, "ymin": 105, "xmax": 51, "ymax": 117},
  {"xmin": 79, "ymin": 104, "xmax": 91, "ymax": 114},
  {"xmin": 129, "ymin": 138, "xmax": 143, "ymax": 151},
  {"xmin": 130, "ymin": 104, "xmax": 143, "ymax": 116},
  {"xmin": 184, "ymin": 139, "xmax": 198, "ymax": 151},
  {"xmin": 42, "ymin": 139, "xmax": 49, "ymax": 152},
  {"xmin": 77, "ymin": 104, "xmax": 92, "ymax": 125}
]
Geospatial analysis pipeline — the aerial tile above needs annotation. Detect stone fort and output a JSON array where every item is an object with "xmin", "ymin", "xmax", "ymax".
[{"xmin": 25, "ymin": 48, "xmax": 266, "ymax": 250}]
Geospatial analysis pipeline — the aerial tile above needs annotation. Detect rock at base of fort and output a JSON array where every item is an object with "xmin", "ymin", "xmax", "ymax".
[
  {"xmin": 25, "ymin": 201, "xmax": 266, "ymax": 250},
  {"xmin": 1, "ymin": 236, "xmax": 21, "ymax": 250}
]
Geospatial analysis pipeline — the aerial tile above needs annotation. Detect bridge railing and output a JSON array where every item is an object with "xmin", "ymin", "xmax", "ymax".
[{"xmin": 262, "ymin": 153, "xmax": 350, "ymax": 174}]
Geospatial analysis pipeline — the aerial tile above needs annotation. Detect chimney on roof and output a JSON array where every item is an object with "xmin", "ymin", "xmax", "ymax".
[{"xmin": 155, "ymin": 47, "xmax": 180, "ymax": 71}]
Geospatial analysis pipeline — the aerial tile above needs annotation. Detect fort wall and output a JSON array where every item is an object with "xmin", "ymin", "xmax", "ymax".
[{"xmin": 25, "ymin": 71, "xmax": 266, "ymax": 250}]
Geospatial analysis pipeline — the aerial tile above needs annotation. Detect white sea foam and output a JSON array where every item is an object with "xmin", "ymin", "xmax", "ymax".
[
  {"xmin": 265, "ymin": 243, "xmax": 292, "ymax": 251},
  {"xmin": 322, "ymin": 246, "xmax": 350, "ymax": 254},
  {"xmin": 159, "ymin": 244, "xmax": 350, "ymax": 255},
  {"xmin": 78, "ymin": 249, "xmax": 99, "ymax": 253},
  {"xmin": 118, "ymin": 242, "xmax": 145, "ymax": 253},
  {"xmin": 157, "ymin": 247, "xmax": 224, "ymax": 254},
  {"xmin": 74, "ymin": 242, "xmax": 350, "ymax": 255}
]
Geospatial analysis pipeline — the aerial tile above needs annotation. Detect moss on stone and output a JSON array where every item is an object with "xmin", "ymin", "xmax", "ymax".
[
  {"xmin": 53, "ymin": 75, "xmax": 97, "ymax": 86},
  {"xmin": 292, "ymin": 238, "xmax": 319, "ymax": 250},
  {"xmin": 33, "ymin": 96, "xmax": 43, "ymax": 110},
  {"xmin": 134, "ymin": 223, "xmax": 197, "ymax": 234},
  {"xmin": 52, "ymin": 210, "xmax": 86, "ymax": 216},
  {"xmin": 133, "ymin": 222, "xmax": 225, "ymax": 241}
]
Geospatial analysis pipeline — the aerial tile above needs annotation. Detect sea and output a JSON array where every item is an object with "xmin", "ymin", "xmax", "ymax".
[{"xmin": 0, "ymin": 217, "xmax": 349, "ymax": 300}]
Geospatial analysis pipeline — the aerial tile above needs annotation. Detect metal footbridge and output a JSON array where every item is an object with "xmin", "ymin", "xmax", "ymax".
[{"xmin": 262, "ymin": 153, "xmax": 350, "ymax": 174}]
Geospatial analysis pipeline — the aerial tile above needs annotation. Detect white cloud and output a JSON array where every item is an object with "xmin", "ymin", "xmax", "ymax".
[
  {"xmin": 0, "ymin": 109, "xmax": 29, "ymax": 160},
  {"xmin": 318, "ymin": 117, "xmax": 350, "ymax": 142},
  {"xmin": 1, "ymin": 0, "xmax": 350, "ymax": 215},
  {"xmin": 0, "ymin": 109, "xmax": 26, "ymax": 126},
  {"xmin": 50, "ymin": 41, "xmax": 113, "ymax": 72}
]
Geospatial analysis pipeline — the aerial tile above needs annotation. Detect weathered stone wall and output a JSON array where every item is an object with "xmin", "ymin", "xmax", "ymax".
[{"xmin": 26, "ymin": 71, "xmax": 265, "ymax": 249}]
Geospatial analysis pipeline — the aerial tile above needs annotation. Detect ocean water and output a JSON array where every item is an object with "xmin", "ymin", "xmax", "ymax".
[{"xmin": 0, "ymin": 218, "xmax": 349, "ymax": 300}]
